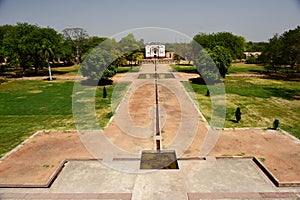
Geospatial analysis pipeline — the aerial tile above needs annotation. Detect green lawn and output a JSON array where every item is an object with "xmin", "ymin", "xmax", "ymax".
[
  {"xmin": 228, "ymin": 63, "xmax": 265, "ymax": 74},
  {"xmin": 0, "ymin": 79, "xmax": 130, "ymax": 157},
  {"xmin": 170, "ymin": 63, "xmax": 265, "ymax": 75},
  {"xmin": 116, "ymin": 66, "xmax": 140, "ymax": 73},
  {"xmin": 170, "ymin": 63, "xmax": 300, "ymax": 138},
  {"xmin": 49, "ymin": 65, "xmax": 80, "ymax": 76},
  {"xmin": 51, "ymin": 65, "xmax": 140, "ymax": 76},
  {"xmin": 170, "ymin": 64, "xmax": 198, "ymax": 73},
  {"xmin": 183, "ymin": 77, "xmax": 300, "ymax": 139}
]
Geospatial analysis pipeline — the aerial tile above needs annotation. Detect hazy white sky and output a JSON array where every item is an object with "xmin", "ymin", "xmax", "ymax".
[{"xmin": 0, "ymin": 0, "xmax": 299, "ymax": 42}]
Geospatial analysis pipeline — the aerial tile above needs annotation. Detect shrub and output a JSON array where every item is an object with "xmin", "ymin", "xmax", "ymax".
[{"xmin": 235, "ymin": 107, "xmax": 241, "ymax": 122}]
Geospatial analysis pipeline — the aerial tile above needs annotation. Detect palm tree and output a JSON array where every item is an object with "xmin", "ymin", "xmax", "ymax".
[{"xmin": 41, "ymin": 41, "xmax": 54, "ymax": 80}]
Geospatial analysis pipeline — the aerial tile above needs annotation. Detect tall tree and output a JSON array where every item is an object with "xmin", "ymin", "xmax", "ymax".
[
  {"xmin": 281, "ymin": 26, "xmax": 300, "ymax": 69},
  {"xmin": 0, "ymin": 24, "xmax": 14, "ymax": 63},
  {"xmin": 193, "ymin": 48, "xmax": 220, "ymax": 83},
  {"xmin": 2, "ymin": 23, "xmax": 38, "ymax": 71},
  {"xmin": 118, "ymin": 34, "xmax": 141, "ymax": 67},
  {"xmin": 118, "ymin": 33, "xmax": 140, "ymax": 53},
  {"xmin": 80, "ymin": 38, "xmax": 119, "ymax": 83},
  {"xmin": 209, "ymin": 46, "xmax": 232, "ymax": 78},
  {"xmin": 261, "ymin": 26, "xmax": 300, "ymax": 72},
  {"xmin": 33, "ymin": 27, "xmax": 62, "ymax": 74},
  {"xmin": 62, "ymin": 28, "xmax": 89, "ymax": 64},
  {"xmin": 261, "ymin": 34, "xmax": 283, "ymax": 70},
  {"xmin": 174, "ymin": 43, "xmax": 194, "ymax": 64},
  {"xmin": 193, "ymin": 32, "xmax": 240, "ymax": 78}
]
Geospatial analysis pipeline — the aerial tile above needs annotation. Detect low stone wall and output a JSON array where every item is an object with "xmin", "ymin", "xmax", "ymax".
[{"xmin": 142, "ymin": 59, "xmax": 174, "ymax": 64}]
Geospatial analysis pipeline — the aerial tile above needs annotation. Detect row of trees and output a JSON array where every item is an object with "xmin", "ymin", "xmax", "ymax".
[
  {"xmin": 0, "ymin": 23, "xmax": 63, "ymax": 74},
  {"xmin": 0, "ymin": 23, "xmax": 144, "ymax": 80},
  {"xmin": 0, "ymin": 23, "xmax": 256, "ymax": 82},
  {"xmin": 244, "ymin": 26, "xmax": 300, "ymax": 73},
  {"xmin": 79, "ymin": 31, "xmax": 247, "ymax": 82},
  {"xmin": 2, "ymin": 22, "xmax": 298, "ymax": 82},
  {"xmin": 0, "ymin": 23, "xmax": 107, "ymax": 74},
  {"xmin": 261, "ymin": 26, "xmax": 300, "ymax": 70}
]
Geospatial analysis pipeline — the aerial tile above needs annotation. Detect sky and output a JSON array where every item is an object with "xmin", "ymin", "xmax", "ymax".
[{"xmin": 0, "ymin": 0, "xmax": 299, "ymax": 43}]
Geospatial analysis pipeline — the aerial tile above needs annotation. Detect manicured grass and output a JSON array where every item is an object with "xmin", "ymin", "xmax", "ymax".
[
  {"xmin": 51, "ymin": 65, "xmax": 80, "ymax": 76},
  {"xmin": 170, "ymin": 64, "xmax": 198, "ymax": 73},
  {"xmin": 116, "ymin": 66, "xmax": 140, "ymax": 73},
  {"xmin": 0, "ymin": 80, "xmax": 74, "ymax": 157},
  {"xmin": 52, "ymin": 65, "xmax": 140, "ymax": 76},
  {"xmin": 0, "ymin": 79, "xmax": 130, "ymax": 157},
  {"xmin": 171, "ymin": 63, "xmax": 265, "ymax": 75},
  {"xmin": 228, "ymin": 63, "xmax": 265, "ymax": 74},
  {"xmin": 182, "ymin": 77, "xmax": 300, "ymax": 139}
]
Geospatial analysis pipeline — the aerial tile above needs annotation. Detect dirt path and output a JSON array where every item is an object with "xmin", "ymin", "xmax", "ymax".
[{"xmin": 0, "ymin": 131, "xmax": 93, "ymax": 186}]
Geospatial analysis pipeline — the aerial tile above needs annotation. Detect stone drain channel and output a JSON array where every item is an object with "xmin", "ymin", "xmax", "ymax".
[
  {"xmin": 154, "ymin": 60, "xmax": 162, "ymax": 151},
  {"xmin": 139, "ymin": 62, "xmax": 179, "ymax": 169}
]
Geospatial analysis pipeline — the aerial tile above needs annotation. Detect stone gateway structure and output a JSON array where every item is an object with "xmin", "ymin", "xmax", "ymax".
[{"xmin": 145, "ymin": 44, "xmax": 165, "ymax": 59}]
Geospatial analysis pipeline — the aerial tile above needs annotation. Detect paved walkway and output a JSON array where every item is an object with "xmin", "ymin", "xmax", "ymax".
[
  {"xmin": 78, "ymin": 63, "xmax": 206, "ymax": 161},
  {"xmin": 1, "ymin": 64, "xmax": 300, "ymax": 199}
]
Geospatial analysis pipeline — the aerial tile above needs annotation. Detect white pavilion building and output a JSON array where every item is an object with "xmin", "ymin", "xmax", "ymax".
[{"xmin": 145, "ymin": 44, "xmax": 165, "ymax": 59}]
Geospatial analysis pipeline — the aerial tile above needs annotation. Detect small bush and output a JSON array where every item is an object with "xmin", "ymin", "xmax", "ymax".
[
  {"xmin": 103, "ymin": 86, "xmax": 107, "ymax": 98},
  {"xmin": 235, "ymin": 107, "xmax": 241, "ymax": 122}
]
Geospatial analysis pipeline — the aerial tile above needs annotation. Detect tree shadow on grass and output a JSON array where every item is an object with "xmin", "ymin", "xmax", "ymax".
[
  {"xmin": 263, "ymin": 72, "xmax": 300, "ymax": 82},
  {"xmin": 229, "ymin": 119, "xmax": 238, "ymax": 123},
  {"xmin": 189, "ymin": 77, "xmax": 223, "ymax": 85},
  {"xmin": 81, "ymin": 79, "xmax": 113, "ymax": 86},
  {"xmin": 262, "ymin": 86, "xmax": 300, "ymax": 100},
  {"xmin": 266, "ymin": 127, "xmax": 278, "ymax": 131},
  {"xmin": 43, "ymin": 77, "xmax": 57, "ymax": 81}
]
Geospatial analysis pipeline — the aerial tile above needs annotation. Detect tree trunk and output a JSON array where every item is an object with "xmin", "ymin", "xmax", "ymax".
[
  {"xmin": 291, "ymin": 62, "xmax": 295, "ymax": 70},
  {"xmin": 34, "ymin": 60, "xmax": 39, "ymax": 75}
]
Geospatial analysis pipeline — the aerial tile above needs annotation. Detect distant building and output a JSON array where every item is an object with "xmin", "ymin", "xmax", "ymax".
[
  {"xmin": 243, "ymin": 52, "xmax": 262, "ymax": 59},
  {"xmin": 145, "ymin": 44, "xmax": 165, "ymax": 59},
  {"xmin": 165, "ymin": 52, "xmax": 174, "ymax": 59}
]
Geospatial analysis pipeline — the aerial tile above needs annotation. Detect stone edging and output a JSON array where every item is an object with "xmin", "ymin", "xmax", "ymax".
[
  {"xmin": 188, "ymin": 192, "xmax": 300, "ymax": 199},
  {"xmin": 0, "ymin": 193, "xmax": 132, "ymax": 199}
]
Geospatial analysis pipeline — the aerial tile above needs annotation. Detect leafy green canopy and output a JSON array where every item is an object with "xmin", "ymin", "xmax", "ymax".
[
  {"xmin": 80, "ymin": 34, "xmax": 143, "ymax": 82},
  {"xmin": 192, "ymin": 32, "xmax": 246, "ymax": 79},
  {"xmin": 261, "ymin": 26, "xmax": 300, "ymax": 69},
  {"xmin": 1, "ymin": 23, "xmax": 62, "ymax": 73},
  {"xmin": 193, "ymin": 32, "xmax": 246, "ymax": 60}
]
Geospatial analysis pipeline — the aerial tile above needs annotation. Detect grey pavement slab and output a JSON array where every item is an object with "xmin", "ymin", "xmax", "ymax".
[
  {"xmin": 181, "ymin": 159, "xmax": 275, "ymax": 193},
  {"xmin": 35, "ymin": 159, "xmax": 299, "ymax": 199},
  {"xmin": 50, "ymin": 161, "xmax": 138, "ymax": 193}
]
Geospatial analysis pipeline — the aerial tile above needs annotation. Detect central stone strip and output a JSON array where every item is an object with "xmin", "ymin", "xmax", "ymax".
[{"xmin": 154, "ymin": 60, "xmax": 161, "ymax": 151}]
